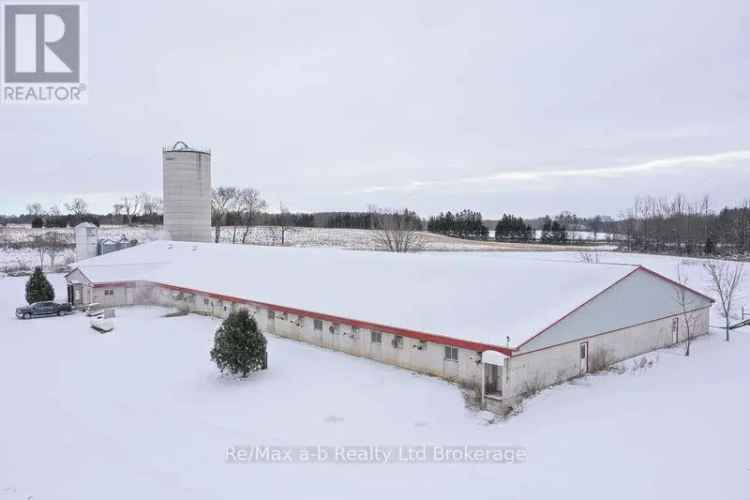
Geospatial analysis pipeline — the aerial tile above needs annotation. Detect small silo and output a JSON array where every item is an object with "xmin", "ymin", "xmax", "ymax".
[
  {"xmin": 74, "ymin": 222, "xmax": 98, "ymax": 261},
  {"xmin": 162, "ymin": 141, "xmax": 212, "ymax": 242}
]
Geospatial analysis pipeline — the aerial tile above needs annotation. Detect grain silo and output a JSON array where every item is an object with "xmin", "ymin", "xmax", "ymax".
[{"xmin": 162, "ymin": 141, "xmax": 212, "ymax": 242}]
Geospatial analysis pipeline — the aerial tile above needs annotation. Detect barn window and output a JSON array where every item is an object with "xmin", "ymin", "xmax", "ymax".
[
  {"xmin": 371, "ymin": 331, "xmax": 382, "ymax": 344},
  {"xmin": 203, "ymin": 298, "xmax": 210, "ymax": 306},
  {"xmin": 104, "ymin": 289, "xmax": 114, "ymax": 296},
  {"xmin": 268, "ymin": 310, "xmax": 275, "ymax": 320},
  {"xmin": 314, "ymin": 319, "xmax": 323, "ymax": 331},
  {"xmin": 392, "ymin": 335, "xmax": 404, "ymax": 349},
  {"xmin": 352, "ymin": 326, "xmax": 359, "ymax": 335},
  {"xmin": 444, "ymin": 346, "xmax": 458, "ymax": 361}
]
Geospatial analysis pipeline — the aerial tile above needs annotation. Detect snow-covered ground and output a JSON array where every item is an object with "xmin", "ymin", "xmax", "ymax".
[
  {"xmin": 0, "ymin": 251, "xmax": 748, "ymax": 499},
  {"xmin": 0, "ymin": 224, "xmax": 601, "ymax": 273},
  {"xmin": 0, "ymin": 225, "xmax": 163, "ymax": 272}
]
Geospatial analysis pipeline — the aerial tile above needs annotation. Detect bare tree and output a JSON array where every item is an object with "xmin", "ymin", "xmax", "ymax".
[
  {"xmin": 703, "ymin": 260, "xmax": 744, "ymax": 341},
  {"xmin": 238, "ymin": 188, "xmax": 267, "ymax": 244},
  {"xmin": 112, "ymin": 203, "xmax": 125, "ymax": 220},
  {"xmin": 267, "ymin": 203, "xmax": 296, "ymax": 246},
  {"xmin": 31, "ymin": 232, "xmax": 70, "ymax": 270},
  {"xmin": 26, "ymin": 203, "xmax": 44, "ymax": 216},
  {"xmin": 64, "ymin": 198, "xmax": 88, "ymax": 216},
  {"xmin": 673, "ymin": 264, "xmax": 704, "ymax": 357},
  {"xmin": 370, "ymin": 207, "xmax": 424, "ymax": 253},
  {"xmin": 140, "ymin": 193, "xmax": 163, "ymax": 217},
  {"xmin": 578, "ymin": 251, "xmax": 600, "ymax": 264},
  {"xmin": 120, "ymin": 195, "xmax": 141, "ymax": 225},
  {"xmin": 211, "ymin": 187, "xmax": 240, "ymax": 243},
  {"xmin": 44, "ymin": 232, "xmax": 69, "ymax": 270},
  {"xmin": 48, "ymin": 205, "xmax": 61, "ymax": 217}
]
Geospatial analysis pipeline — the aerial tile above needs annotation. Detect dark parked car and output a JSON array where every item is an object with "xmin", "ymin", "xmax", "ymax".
[{"xmin": 16, "ymin": 301, "xmax": 73, "ymax": 319}]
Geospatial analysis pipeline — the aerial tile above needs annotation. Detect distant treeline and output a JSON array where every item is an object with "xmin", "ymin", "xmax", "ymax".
[
  {"xmin": 4, "ymin": 192, "xmax": 749, "ymax": 258},
  {"xmin": 0, "ymin": 213, "xmax": 164, "ymax": 228},
  {"xmin": 427, "ymin": 210, "xmax": 489, "ymax": 240},
  {"xmin": 598, "ymin": 195, "xmax": 750, "ymax": 256}
]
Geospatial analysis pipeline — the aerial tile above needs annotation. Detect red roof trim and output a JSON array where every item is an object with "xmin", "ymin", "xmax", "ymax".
[
  {"xmin": 156, "ymin": 282, "xmax": 515, "ymax": 356},
  {"xmin": 92, "ymin": 281, "xmax": 135, "ymax": 288},
  {"xmin": 636, "ymin": 265, "xmax": 716, "ymax": 304}
]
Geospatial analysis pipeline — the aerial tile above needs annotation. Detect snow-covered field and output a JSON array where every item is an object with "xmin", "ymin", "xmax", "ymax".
[
  {"xmin": 0, "ymin": 251, "xmax": 748, "ymax": 499},
  {"xmin": 0, "ymin": 224, "xmax": 601, "ymax": 273},
  {"xmin": 0, "ymin": 225, "xmax": 163, "ymax": 272}
]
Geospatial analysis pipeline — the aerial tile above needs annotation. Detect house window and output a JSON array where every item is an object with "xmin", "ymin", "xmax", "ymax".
[
  {"xmin": 371, "ymin": 331, "xmax": 382, "ymax": 344},
  {"xmin": 281, "ymin": 312, "xmax": 288, "ymax": 321},
  {"xmin": 329, "ymin": 323, "xmax": 339, "ymax": 334},
  {"xmin": 204, "ymin": 298, "xmax": 210, "ymax": 306},
  {"xmin": 104, "ymin": 289, "xmax": 114, "ymax": 296},
  {"xmin": 314, "ymin": 319, "xmax": 323, "ymax": 331},
  {"xmin": 392, "ymin": 335, "xmax": 403, "ymax": 349},
  {"xmin": 444, "ymin": 346, "xmax": 458, "ymax": 361},
  {"xmin": 352, "ymin": 326, "xmax": 359, "ymax": 336},
  {"xmin": 268, "ymin": 310, "xmax": 275, "ymax": 320}
]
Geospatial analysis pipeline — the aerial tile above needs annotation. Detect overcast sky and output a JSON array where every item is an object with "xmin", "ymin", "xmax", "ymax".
[{"xmin": 2, "ymin": 0, "xmax": 749, "ymax": 218}]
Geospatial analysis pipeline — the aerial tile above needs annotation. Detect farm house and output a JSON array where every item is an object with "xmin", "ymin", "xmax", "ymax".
[{"xmin": 65, "ymin": 241, "xmax": 714, "ymax": 411}]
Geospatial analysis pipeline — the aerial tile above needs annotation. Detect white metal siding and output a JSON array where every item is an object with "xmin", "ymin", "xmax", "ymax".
[
  {"xmin": 519, "ymin": 268, "xmax": 712, "ymax": 352},
  {"xmin": 505, "ymin": 307, "xmax": 710, "ymax": 398}
]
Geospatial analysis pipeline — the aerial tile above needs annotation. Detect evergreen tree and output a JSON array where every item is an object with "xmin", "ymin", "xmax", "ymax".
[
  {"xmin": 704, "ymin": 237, "xmax": 715, "ymax": 255},
  {"xmin": 25, "ymin": 267, "xmax": 55, "ymax": 304},
  {"xmin": 495, "ymin": 214, "xmax": 533, "ymax": 241},
  {"xmin": 541, "ymin": 216, "xmax": 554, "ymax": 242},
  {"xmin": 210, "ymin": 309, "xmax": 267, "ymax": 377}
]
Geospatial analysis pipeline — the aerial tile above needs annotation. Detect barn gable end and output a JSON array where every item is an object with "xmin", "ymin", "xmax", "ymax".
[{"xmin": 517, "ymin": 267, "xmax": 714, "ymax": 353}]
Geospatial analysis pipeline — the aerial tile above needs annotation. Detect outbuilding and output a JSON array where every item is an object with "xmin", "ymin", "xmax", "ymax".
[{"xmin": 65, "ymin": 241, "xmax": 713, "ymax": 411}]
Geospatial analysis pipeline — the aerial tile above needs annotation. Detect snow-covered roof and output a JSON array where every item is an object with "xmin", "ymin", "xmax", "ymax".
[{"xmin": 72, "ymin": 241, "xmax": 643, "ymax": 349}]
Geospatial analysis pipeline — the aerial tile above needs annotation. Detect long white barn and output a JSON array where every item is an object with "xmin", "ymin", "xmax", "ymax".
[{"xmin": 65, "ymin": 241, "xmax": 713, "ymax": 412}]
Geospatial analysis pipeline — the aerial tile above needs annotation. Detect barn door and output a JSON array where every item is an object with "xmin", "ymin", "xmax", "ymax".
[
  {"xmin": 579, "ymin": 342, "xmax": 589, "ymax": 375},
  {"xmin": 484, "ymin": 364, "xmax": 502, "ymax": 396}
]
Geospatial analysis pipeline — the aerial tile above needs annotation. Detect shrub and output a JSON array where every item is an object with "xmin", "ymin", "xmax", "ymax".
[
  {"xmin": 210, "ymin": 310, "xmax": 267, "ymax": 377},
  {"xmin": 519, "ymin": 374, "xmax": 546, "ymax": 399},
  {"xmin": 25, "ymin": 267, "xmax": 55, "ymax": 304},
  {"xmin": 588, "ymin": 348, "xmax": 614, "ymax": 373}
]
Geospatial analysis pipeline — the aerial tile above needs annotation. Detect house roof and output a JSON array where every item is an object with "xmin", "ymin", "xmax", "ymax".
[{"xmin": 71, "ymin": 241, "xmax": 651, "ymax": 351}]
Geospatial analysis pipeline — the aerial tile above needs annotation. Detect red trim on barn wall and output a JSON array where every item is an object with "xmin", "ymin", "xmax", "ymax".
[
  {"xmin": 73, "ymin": 263, "xmax": 712, "ymax": 360},
  {"xmin": 92, "ymin": 282, "xmax": 136, "ymax": 289},
  {"xmin": 155, "ymin": 282, "xmax": 515, "ymax": 356}
]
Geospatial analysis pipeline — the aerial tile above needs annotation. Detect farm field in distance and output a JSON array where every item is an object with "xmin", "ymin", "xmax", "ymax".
[{"xmin": 0, "ymin": 224, "xmax": 607, "ymax": 272}]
